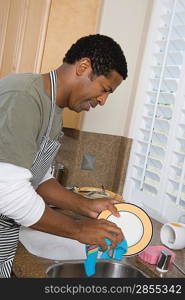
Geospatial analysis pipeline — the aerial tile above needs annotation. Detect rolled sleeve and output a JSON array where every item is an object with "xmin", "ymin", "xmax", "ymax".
[{"xmin": 0, "ymin": 163, "xmax": 45, "ymax": 226}]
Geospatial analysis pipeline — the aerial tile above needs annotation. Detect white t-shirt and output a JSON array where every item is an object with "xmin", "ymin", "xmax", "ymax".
[{"xmin": 0, "ymin": 162, "xmax": 53, "ymax": 226}]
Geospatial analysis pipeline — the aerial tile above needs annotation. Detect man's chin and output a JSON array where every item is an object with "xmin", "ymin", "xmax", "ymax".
[{"xmin": 66, "ymin": 105, "xmax": 78, "ymax": 112}]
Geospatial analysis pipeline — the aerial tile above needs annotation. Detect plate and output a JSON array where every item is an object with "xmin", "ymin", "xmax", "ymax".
[
  {"xmin": 74, "ymin": 186, "xmax": 123, "ymax": 201},
  {"xmin": 98, "ymin": 203, "xmax": 153, "ymax": 256}
]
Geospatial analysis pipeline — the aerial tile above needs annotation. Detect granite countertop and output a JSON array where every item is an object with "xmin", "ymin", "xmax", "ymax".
[{"xmin": 12, "ymin": 212, "xmax": 185, "ymax": 278}]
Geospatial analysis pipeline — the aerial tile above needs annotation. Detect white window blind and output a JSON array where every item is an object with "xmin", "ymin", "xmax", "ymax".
[{"xmin": 123, "ymin": 0, "xmax": 185, "ymax": 223}]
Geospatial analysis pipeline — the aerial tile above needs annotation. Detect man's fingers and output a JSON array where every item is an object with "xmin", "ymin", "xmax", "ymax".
[
  {"xmin": 103, "ymin": 233, "xmax": 123, "ymax": 249},
  {"xmin": 103, "ymin": 219, "xmax": 123, "ymax": 235},
  {"xmin": 99, "ymin": 239, "xmax": 108, "ymax": 252},
  {"xmin": 78, "ymin": 218, "xmax": 125, "ymax": 251},
  {"xmin": 100, "ymin": 218, "xmax": 122, "ymax": 229},
  {"xmin": 107, "ymin": 204, "xmax": 120, "ymax": 217},
  {"xmin": 101, "ymin": 220, "xmax": 125, "ymax": 244},
  {"xmin": 106, "ymin": 198, "xmax": 122, "ymax": 217}
]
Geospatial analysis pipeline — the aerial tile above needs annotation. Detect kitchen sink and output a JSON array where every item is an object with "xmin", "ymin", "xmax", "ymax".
[{"xmin": 46, "ymin": 260, "xmax": 149, "ymax": 278}]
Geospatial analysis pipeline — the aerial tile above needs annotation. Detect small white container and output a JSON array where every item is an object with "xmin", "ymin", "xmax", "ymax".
[{"xmin": 160, "ymin": 222, "xmax": 185, "ymax": 250}]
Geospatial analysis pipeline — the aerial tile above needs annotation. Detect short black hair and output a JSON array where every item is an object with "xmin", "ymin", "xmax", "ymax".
[{"xmin": 63, "ymin": 34, "xmax": 128, "ymax": 80}]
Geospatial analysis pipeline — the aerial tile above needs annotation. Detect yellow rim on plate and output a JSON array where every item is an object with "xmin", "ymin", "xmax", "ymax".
[
  {"xmin": 74, "ymin": 186, "xmax": 123, "ymax": 201},
  {"xmin": 98, "ymin": 203, "xmax": 153, "ymax": 256}
]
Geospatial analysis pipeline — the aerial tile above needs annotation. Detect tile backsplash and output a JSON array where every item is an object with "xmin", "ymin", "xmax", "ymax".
[{"xmin": 55, "ymin": 128, "xmax": 132, "ymax": 195}]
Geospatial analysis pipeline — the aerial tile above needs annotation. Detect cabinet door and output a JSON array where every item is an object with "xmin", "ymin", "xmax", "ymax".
[
  {"xmin": 0, "ymin": 0, "xmax": 51, "ymax": 77},
  {"xmin": 41, "ymin": 0, "xmax": 102, "ymax": 129}
]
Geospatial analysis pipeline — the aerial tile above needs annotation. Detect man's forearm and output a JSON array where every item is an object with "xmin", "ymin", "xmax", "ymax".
[
  {"xmin": 36, "ymin": 178, "xmax": 84, "ymax": 213},
  {"xmin": 30, "ymin": 205, "xmax": 80, "ymax": 240},
  {"xmin": 30, "ymin": 204, "xmax": 124, "ymax": 251}
]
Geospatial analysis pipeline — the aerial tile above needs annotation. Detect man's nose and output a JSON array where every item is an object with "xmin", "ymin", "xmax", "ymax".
[{"xmin": 97, "ymin": 93, "xmax": 109, "ymax": 106}]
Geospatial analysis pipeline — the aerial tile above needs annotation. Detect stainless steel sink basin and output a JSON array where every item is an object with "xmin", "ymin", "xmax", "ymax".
[{"xmin": 46, "ymin": 260, "xmax": 149, "ymax": 278}]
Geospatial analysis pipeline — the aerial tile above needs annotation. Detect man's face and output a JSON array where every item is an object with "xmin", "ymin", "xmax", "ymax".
[{"xmin": 68, "ymin": 69, "xmax": 123, "ymax": 113}]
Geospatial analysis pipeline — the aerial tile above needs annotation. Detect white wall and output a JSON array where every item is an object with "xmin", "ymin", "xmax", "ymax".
[{"xmin": 81, "ymin": 0, "xmax": 153, "ymax": 137}]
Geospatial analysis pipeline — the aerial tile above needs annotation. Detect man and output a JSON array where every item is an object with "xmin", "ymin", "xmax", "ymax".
[{"xmin": 0, "ymin": 34, "xmax": 128, "ymax": 277}]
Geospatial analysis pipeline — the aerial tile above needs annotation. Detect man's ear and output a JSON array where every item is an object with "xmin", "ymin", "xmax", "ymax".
[{"xmin": 76, "ymin": 58, "xmax": 91, "ymax": 76}]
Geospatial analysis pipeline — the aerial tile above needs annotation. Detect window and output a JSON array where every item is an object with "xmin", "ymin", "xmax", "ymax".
[{"xmin": 123, "ymin": 0, "xmax": 185, "ymax": 223}]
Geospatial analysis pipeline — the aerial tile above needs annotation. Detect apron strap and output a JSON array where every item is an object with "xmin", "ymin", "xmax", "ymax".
[{"xmin": 45, "ymin": 70, "xmax": 57, "ymax": 138}]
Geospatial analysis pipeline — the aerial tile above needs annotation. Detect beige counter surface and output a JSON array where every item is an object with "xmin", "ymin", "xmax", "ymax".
[{"xmin": 12, "ymin": 213, "xmax": 185, "ymax": 278}]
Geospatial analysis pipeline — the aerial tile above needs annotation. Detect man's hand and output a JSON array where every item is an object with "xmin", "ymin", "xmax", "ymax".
[
  {"xmin": 74, "ymin": 218, "xmax": 124, "ymax": 251},
  {"xmin": 76, "ymin": 197, "xmax": 122, "ymax": 219}
]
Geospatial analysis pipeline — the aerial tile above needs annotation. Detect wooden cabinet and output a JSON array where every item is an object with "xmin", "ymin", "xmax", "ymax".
[
  {"xmin": 0, "ymin": 0, "xmax": 101, "ymax": 129},
  {"xmin": 0, "ymin": 0, "xmax": 51, "ymax": 77},
  {"xmin": 41, "ymin": 0, "xmax": 102, "ymax": 129}
]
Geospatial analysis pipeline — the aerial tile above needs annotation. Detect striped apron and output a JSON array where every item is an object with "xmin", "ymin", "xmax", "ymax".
[{"xmin": 0, "ymin": 70, "xmax": 62, "ymax": 277}]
